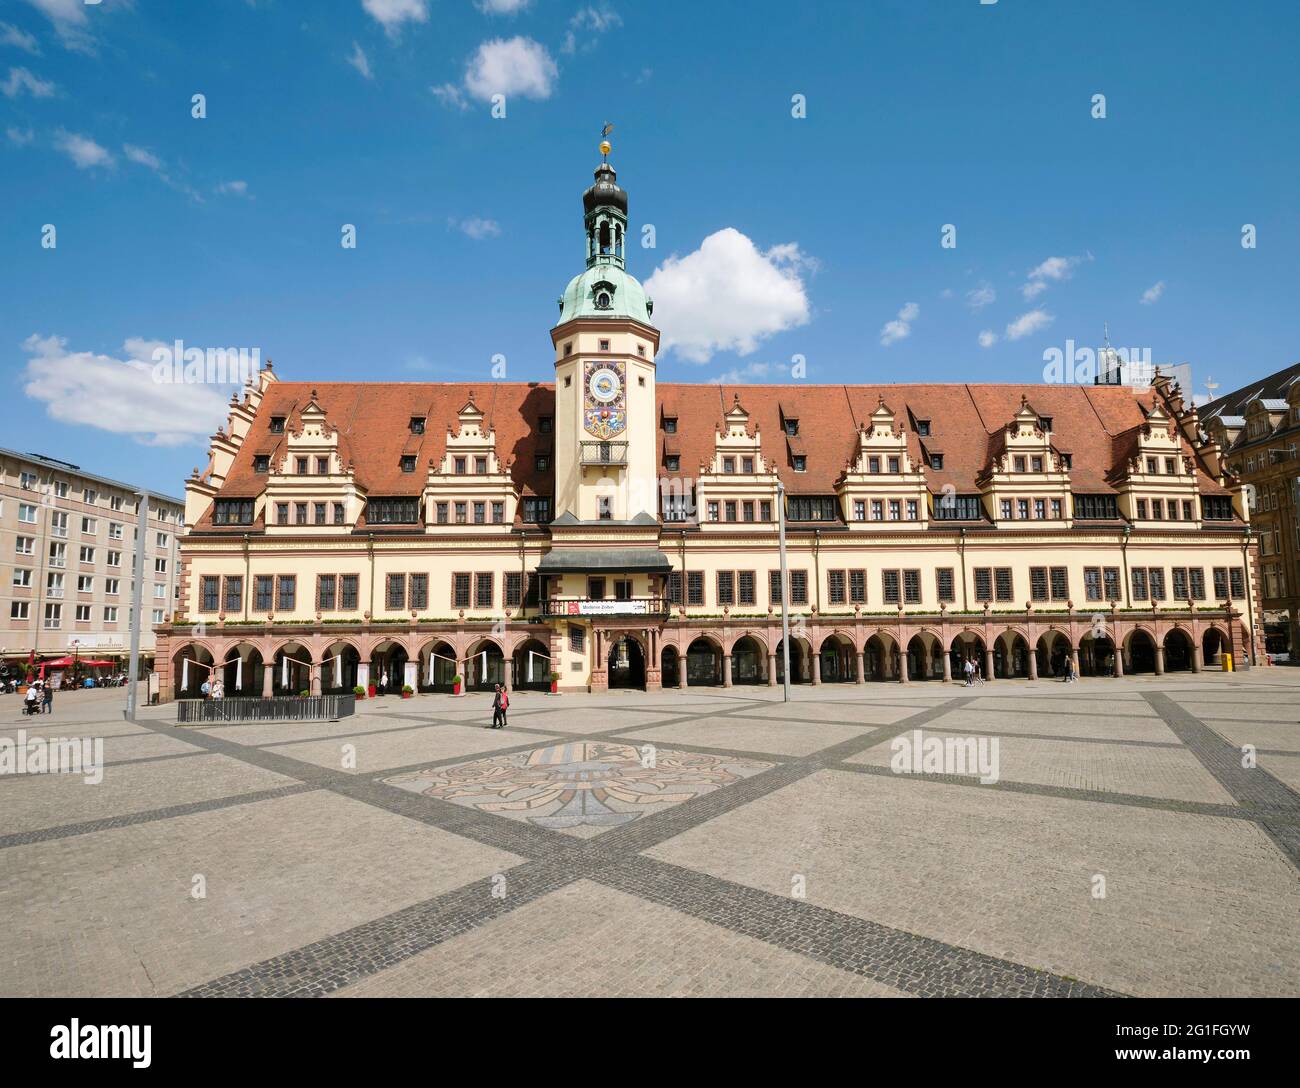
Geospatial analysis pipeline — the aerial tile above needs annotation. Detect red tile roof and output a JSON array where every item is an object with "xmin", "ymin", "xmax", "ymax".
[{"xmin": 199, "ymin": 379, "xmax": 1227, "ymax": 528}]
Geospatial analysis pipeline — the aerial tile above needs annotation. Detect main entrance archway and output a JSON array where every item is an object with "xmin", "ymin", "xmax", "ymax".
[{"xmin": 607, "ymin": 634, "xmax": 645, "ymax": 690}]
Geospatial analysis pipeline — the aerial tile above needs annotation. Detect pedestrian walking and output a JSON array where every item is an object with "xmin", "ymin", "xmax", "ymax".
[
  {"xmin": 42, "ymin": 683, "xmax": 53, "ymax": 716},
  {"xmin": 24, "ymin": 685, "xmax": 38, "ymax": 715},
  {"xmin": 963, "ymin": 658, "xmax": 975, "ymax": 687},
  {"xmin": 490, "ymin": 683, "xmax": 504, "ymax": 728}
]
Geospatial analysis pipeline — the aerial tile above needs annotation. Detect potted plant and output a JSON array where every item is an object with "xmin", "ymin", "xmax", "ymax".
[
  {"xmin": 298, "ymin": 689, "xmax": 310, "ymax": 698},
  {"xmin": 401, "ymin": 684, "xmax": 414, "ymax": 699},
  {"xmin": 368, "ymin": 682, "xmax": 376, "ymax": 698},
  {"xmin": 549, "ymin": 669, "xmax": 561, "ymax": 695},
  {"xmin": 352, "ymin": 684, "xmax": 366, "ymax": 700},
  {"xmin": 452, "ymin": 673, "xmax": 463, "ymax": 696}
]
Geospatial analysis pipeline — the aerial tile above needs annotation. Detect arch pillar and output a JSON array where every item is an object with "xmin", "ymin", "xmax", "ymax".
[
  {"xmin": 898, "ymin": 655, "xmax": 910, "ymax": 684},
  {"xmin": 722, "ymin": 653, "xmax": 733, "ymax": 688},
  {"xmin": 1028, "ymin": 649, "xmax": 1038, "ymax": 681},
  {"xmin": 1191, "ymin": 640, "xmax": 1202, "ymax": 672},
  {"xmin": 854, "ymin": 649, "xmax": 864, "ymax": 684},
  {"xmin": 1154, "ymin": 644, "xmax": 1165, "ymax": 676},
  {"xmin": 984, "ymin": 646, "xmax": 995, "ymax": 682},
  {"xmin": 1070, "ymin": 646, "xmax": 1081, "ymax": 678},
  {"xmin": 811, "ymin": 650, "xmax": 821, "ymax": 685},
  {"xmin": 678, "ymin": 650, "xmax": 687, "ymax": 689},
  {"xmin": 767, "ymin": 653, "xmax": 777, "ymax": 687},
  {"xmin": 942, "ymin": 651, "xmax": 952, "ymax": 683},
  {"xmin": 310, "ymin": 663, "xmax": 322, "ymax": 696},
  {"xmin": 262, "ymin": 664, "xmax": 274, "ymax": 697},
  {"xmin": 1113, "ymin": 645, "xmax": 1125, "ymax": 677}
]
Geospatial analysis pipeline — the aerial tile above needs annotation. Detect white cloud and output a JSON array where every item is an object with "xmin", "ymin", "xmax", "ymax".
[
  {"xmin": 1021, "ymin": 254, "xmax": 1089, "ymax": 299},
  {"xmin": 562, "ymin": 6, "xmax": 622, "ymax": 54},
  {"xmin": 361, "ymin": 0, "xmax": 428, "ymax": 36},
  {"xmin": 22, "ymin": 0, "xmax": 98, "ymax": 53},
  {"xmin": 965, "ymin": 283, "xmax": 995, "ymax": 311},
  {"xmin": 644, "ymin": 228, "xmax": 813, "ymax": 364},
  {"xmin": 450, "ymin": 216, "xmax": 500, "ymax": 239},
  {"xmin": 1004, "ymin": 309, "xmax": 1054, "ymax": 341},
  {"xmin": 6, "ymin": 125, "xmax": 35, "ymax": 146},
  {"xmin": 476, "ymin": 0, "xmax": 531, "ymax": 13},
  {"xmin": 0, "ymin": 22, "xmax": 41, "ymax": 54},
  {"xmin": 430, "ymin": 82, "xmax": 468, "ymax": 110},
  {"xmin": 54, "ymin": 130, "xmax": 112, "ymax": 169},
  {"xmin": 122, "ymin": 143, "xmax": 162, "ymax": 171},
  {"xmin": 346, "ymin": 41, "xmax": 373, "ymax": 80},
  {"xmin": 978, "ymin": 330, "xmax": 998, "ymax": 348},
  {"xmin": 879, "ymin": 301, "xmax": 919, "ymax": 347},
  {"xmin": 216, "ymin": 179, "xmax": 249, "ymax": 197},
  {"xmin": 21, "ymin": 334, "xmax": 236, "ymax": 447},
  {"xmin": 464, "ymin": 36, "xmax": 556, "ymax": 101},
  {"xmin": 1140, "ymin": 280, "xmax": 1165, "ymax": 305},
  {"xmin": 2, "ymin": 65, "xmax": 55, "ymax": 97}
]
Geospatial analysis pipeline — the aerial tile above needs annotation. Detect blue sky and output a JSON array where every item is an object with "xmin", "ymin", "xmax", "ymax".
[{"xmin": 2, "ymin": 0, "xmax": 1298, "ymax": 494}]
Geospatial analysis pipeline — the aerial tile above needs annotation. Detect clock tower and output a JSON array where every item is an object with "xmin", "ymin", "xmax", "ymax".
[{"xmin": 551, "ymin": 147, "xmax": 660, "ymax": 523}]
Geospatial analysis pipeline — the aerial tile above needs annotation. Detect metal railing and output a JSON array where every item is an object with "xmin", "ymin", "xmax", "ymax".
[
  {"xmin": 177, "ymin": 694, "xmax": 355, "ymax": 723},
  {"xmin": 541, "ymin": 597, "xmax": 670, "ymax": 618},
  {"xmin": 580, "ymin": 441, "xmax": 628, "ymax": 466}
]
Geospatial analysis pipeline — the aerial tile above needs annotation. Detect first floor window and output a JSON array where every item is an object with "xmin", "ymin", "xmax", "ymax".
[
  {"xmin": 340, "ymin": 574, "xmax": 359, "ymax": 610},
  {"xmin": 224, "ymin": 575, "xmax": 243, "ymax": 613},
  {"xmin": 318, "ymin": 574, "xmax": 337, "ymax": 611},
  {"xmin": 849, "ymin": 569, "xmax": 866, "ymax": 604},
  {"xmin": 737, "ymin": 569, "xmax": 756, "ymax": 606},
  {"xmin": 201, "ymin": 575, "xmax": 220, "ymax": 611},
  {"xmin": 936, "ymin": 568, "xmax": 955, "ymax": 602},
  {"xmin": 475, "ymin": 573, "xmax": 493, "ymax": 608},
  {"xmin": 255, "ymin": 575, "xmax": 274, "ymax": 610},
  {"xmin": 453, "ymin": 573, "xmax": 471, "ymax": 609},
  {"xmin": 1102, "ymin": 567, "xmax": 1121, "ymax": 601},
  {"xmin": 387, "ymin": 573, "xmax": 407, "ymax": 610},
  {"xmin": 828, "ymin": 569, "xmax": 846, "ymax": 605},
  {"xmin": 687, "ymin": 571, "xmax": 704, "ymax": 607},
  {"xmin": 717, "ymin": 571, "xmax": 735, "ymax": 606},
  {"xmin": 277, "ymin": 575, "xmax": 296, "ymax": 611},
  {"xmin": 789, "ymin": 570, "xmax": 808, "ymax": 606},
  {"xmin": 410, "ymin": 573, "xmax": 428, "ymax": 610},
  {"xmin": 504, "ymin": 572, "xmax": 523, "ymax": 608}
]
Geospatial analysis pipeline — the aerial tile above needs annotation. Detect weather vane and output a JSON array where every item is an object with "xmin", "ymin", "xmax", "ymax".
[{"xmin": 600, "ymin": 121, "xmax": 614, "ymax": 160}]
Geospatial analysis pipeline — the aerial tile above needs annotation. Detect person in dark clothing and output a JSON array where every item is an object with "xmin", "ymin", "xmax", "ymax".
[
  {"xmin": 42, "ymin": 683, "xmax": 53, "ymax": 716},
  {"xmin": 491, "ymin": 684, "xmax": 503, "ymax": 728}
]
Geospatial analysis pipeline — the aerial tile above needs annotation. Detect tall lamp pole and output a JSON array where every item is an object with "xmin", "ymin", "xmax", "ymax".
[
  {"xmin": 777, "ymin": 480, "xmax": 791, "ymax": 703},
  {"xmin": 125, "ymin": 490, "xmax": 149, "ymax": 720}
]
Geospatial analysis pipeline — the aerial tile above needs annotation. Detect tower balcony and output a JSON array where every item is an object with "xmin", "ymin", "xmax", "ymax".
[{"xmin": 580, "ymin": 441, "xmax": 629, "ymax": 466}]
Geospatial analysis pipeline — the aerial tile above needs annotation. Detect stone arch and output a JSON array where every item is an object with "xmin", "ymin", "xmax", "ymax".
[
  {"xmin": 730, "ymin": 634, "xmax": 767, "ymax": 685},
  {"xmin": 512, "ymin": 636, "xmax": 552, "ymax": 691},
  {"xmin": 950, "ymin": 630, "xmax": 986, "ymax": 680},
  {"xmin": 1202, "ymin": 624, "xmax": 1228, "ymax": 668},
  {"xmin": 1078, "ymin": 626, "xmax": 1116, "ymax": 677},
  {"xmin": 660, "ymin": 644, "xmax": 681, "ymax": 689},
  {"xmin": 321, "ymin": 638, "xmax": 362, "ymax": 693},
  {"xmin": 864, "ymin": 630, "xmax": 900, "ymax": 682},
  {"xmin": 818, "ymin": 632, "xmax": 858, "ymax": 683},
  {"xmin": 465, "ymin": 637, "xmax": 507, "ymax": 691},
  {"xmin": 1124, "ymin": 627, "xmax": 1158, "ymax": 674},
  {"xmin": 220, "ymin": 640, "xmax": 263, "ymax": 697},
  {"xmin": 415, "ymin": 638, "xmax": 458, "ymax": 692},
  {"xmin": 1163, "ymin": 627, "xmax": 1195, "ymax": 672},
  {"xmin": 906, "ymin": 630, "xmax": 943, "ymax": 681},
  {"xmin": 171, "ymin": 642, "xmax": 215, "ymax": 699},
  {"xmin": 774, "ymin": 634, "xmax": 813, "ymax": 684},
  {"xmin": 685, "ymin": 636, "xmax": 723, "ymax": 686},
  {"xmin": 268, "ymin": 640, "xmax": 313, "ymax": 695},
  {"xmin": 1036, "ymin": 627, "xmax": 1072, "ymax": 679},
  {"xmin": 994, "ymin": 629, "xmax": 1031, "ymax": 678}
]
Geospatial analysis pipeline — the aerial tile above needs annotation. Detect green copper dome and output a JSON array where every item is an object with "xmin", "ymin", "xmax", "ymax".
[{"xmin": 556, "ymin": 263, "xmax": 655, "ymax": 326}]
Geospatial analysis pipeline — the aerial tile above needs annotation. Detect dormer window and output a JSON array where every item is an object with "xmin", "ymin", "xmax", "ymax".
[
  {"xmin": 1031, "ymin": 456, "xmax": 1043, "ymax": 472},
  {"xmin": 475, "ymin": 456, "xmax": 488, "ymax": 475},
  {"xmin": 253, "ymin": 455, "xmax": 270, "ymax": 474},
  {"xmin": 269, "ymin": 416, "xmax": 285, "ymax": 434},
  {"xmin": 930, "ymin": 453, "xmax": 944, "ymax": 470},
  {"xmin": 663, "ymin": 417, "xmax": 678, "ymax": 434},
  {"xmin": 742, "ymin": 456, "xmax": 754, "ymax": 473},
  {"xmin": 1039, "ymin": 416, "xmax": 1053, "ymax": 432},
  {"xmin": 409, "ymin": 417, "xmax": 426, "ymax": 435},
  {"xmin": 539, "ymin": 416, "xmax": 553, "ymax": 434},
  {"xmin": 1013, "ymin": 456, "xmax": 1026, "ymax": 473},
  {"xmin": 592, "ymin": 281, "xmax": 615, "ymax": 310},
  {"xmin": 316, "ymin": 457, "xmax": 329, "ymax": 475},
  {"xmin": 868, "ymin": 457, "xmax": 880, "ymax": 474},
  {"xmin": 1164, "ymin": 457, "xmax": 1176, "ymax": 475},
  {"xmin": 916, "ymin": 419, "xmax": 931, "ymax": 437},
  {"xmin": 400, "ymin": 455, "xmax": 417, "ymax": 473},
  {"xmin": 1146, "ymin": 457, "xmax": 1158, "ymax": 474},
  {"xmin": 454, "ymin": 457, "xmax": 467, "ymax": 475},
  {"xmin": 888, "ymin": 456, "xmax": 900, "ymax": 474},
  {"xmin": 792, "ymin": 455, "xmax": 807, "ymax": 472},
  {"xmin": 535, "ymin": 454, "xmax": 550, "ymax": 471},
  {"xmin": 296, "ymin": 457, "xmax": 308, "ymax": 475},
  {"xmin": 723, "ymin": 457, "xmax": 735, "ymax": 474},
  {"xmin": 665, "ymin": 454, "xmax": 680, "ymax": 471},
  {"xmin": 1061, "ymin": 453, "xmax": 1072, "ymax": 469},
  {"xmin": 783, "ymin": 418, "xmax": 799, "ymax": 437}
]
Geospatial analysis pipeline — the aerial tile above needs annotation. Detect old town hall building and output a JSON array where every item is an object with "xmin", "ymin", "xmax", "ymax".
[{"xmin": 157, "ymin": 156, "xmax": 1264, "ymax": 699}]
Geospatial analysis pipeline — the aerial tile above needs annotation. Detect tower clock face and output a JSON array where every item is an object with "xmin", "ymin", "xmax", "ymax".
[{"xmin": 587, "ymin": 366, "xmax": 622, "ymax": 404}]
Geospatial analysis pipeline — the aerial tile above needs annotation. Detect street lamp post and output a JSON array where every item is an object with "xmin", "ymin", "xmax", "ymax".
[
  {"xmin": 777, "ymin": 480, "xmax": 791, "ymax": 703},
  {"xmin": 71, "ymin": 639, "xmax": 79, "ymax": 687}
]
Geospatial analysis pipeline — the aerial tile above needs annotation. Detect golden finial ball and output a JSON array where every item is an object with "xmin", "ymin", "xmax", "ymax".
[{"xmin": 599, "ymin": 140, "xmax": 611, "ymax": 156}]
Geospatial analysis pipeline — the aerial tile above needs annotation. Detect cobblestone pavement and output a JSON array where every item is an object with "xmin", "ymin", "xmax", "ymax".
[{"xmin": 1, "ymin": 670, "xmax": 1297, "ymax": 998}]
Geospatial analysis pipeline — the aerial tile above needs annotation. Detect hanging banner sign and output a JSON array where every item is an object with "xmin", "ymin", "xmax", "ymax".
[{"xmin": 561, "ymin": 599, "xmax": 649, "ymax": 616}]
